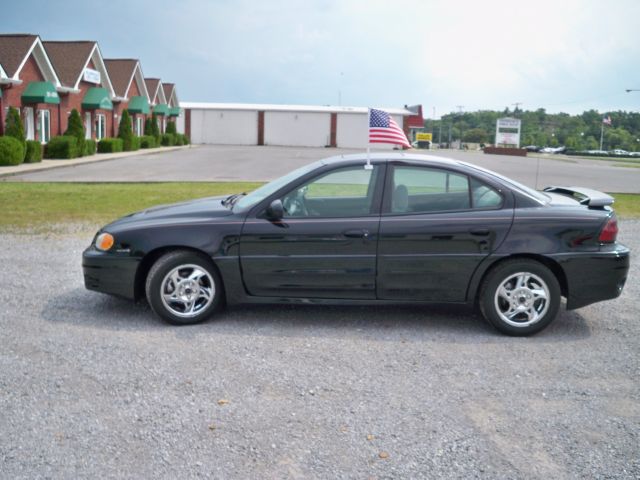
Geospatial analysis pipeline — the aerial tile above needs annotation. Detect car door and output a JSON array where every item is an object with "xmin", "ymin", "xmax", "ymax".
[
  {"xmin": 377, "ymin": 163, "xmax": 513, "ymax": 302},
  {"xmin": 240, "ymin": 164, "xmax": 384, "ymax": 299}
]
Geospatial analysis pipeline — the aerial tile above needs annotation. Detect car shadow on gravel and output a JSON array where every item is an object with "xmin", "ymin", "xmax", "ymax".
[{"xmin": 43, "ymin": 288, "xmax": 591, "ymax": 343}]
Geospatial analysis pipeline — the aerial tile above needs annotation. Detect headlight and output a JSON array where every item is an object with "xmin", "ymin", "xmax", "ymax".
[{"xmin": 95, "ymin": 232, "xmax": 115, "ymax": 251}]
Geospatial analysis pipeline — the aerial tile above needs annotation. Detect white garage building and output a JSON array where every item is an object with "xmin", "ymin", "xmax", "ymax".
[{"xmin": 177, "ymin": 103, "xmax": 416, "ymax": 149}]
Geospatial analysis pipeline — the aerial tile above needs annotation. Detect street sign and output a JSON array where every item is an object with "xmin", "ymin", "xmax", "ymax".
[{"xmin": 495, "ymin": 117, "xmax": 521, "ymax": 147}]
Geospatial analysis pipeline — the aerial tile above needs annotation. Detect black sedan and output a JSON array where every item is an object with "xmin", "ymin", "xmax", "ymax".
[{"xmin": 83, "ymin": 153, "xmax": 630, "ymax": 335}]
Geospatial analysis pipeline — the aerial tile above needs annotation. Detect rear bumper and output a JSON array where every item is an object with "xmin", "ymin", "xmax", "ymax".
[
  {"xmin": 82, "ymin": 247, "xmax": 140, "ymax": 300},
  {"xmin": 555, "ymin": 244, "xmax": 630, "ymax": 310}
]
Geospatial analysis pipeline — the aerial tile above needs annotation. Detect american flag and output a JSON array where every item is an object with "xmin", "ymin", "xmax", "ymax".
[
  {"xmin": 603, "ymin": 115, "xmax": 612, "ymax": 126},
  {"xmin": 369, "ymin": 108, "xmax": 411, "ymax": 148}
]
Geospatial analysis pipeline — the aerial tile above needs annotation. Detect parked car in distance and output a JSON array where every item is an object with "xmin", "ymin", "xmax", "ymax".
[
  {"xmin": 83, "ymin": 153, "xmax": 630, "ymax": 336},
  {"xmin": 610, "ymin": 149, "xmax": 630, "ymax": 156},
  {"xmin": 540, "ymin": 146, "xmax": 566, "ymax": 154},
  {"xmin": 523, "ymin": 145, "xmax": 541, "ymax": 152}
]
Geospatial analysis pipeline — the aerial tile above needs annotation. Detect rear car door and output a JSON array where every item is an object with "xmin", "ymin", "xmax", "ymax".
[
  {"xmin": 377, "ymin": 163, "xmax": 514, "ymax": 302},
  {"xmin": 240, "ymin": 164, "xmax": 384, "ymax": 299}
]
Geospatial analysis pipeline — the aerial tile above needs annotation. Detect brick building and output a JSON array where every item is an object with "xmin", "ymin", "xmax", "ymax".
[
  {"xmin": 163, "ymin": 82, "xmax": 181, "ymax": 129},
  {"xmin": 43, "ymin": 40, "xmax": 116, "ymax": 140},
  {"xmin": 103, "ymin": 59, "xmax": 150, "ymax": 137},
  {"xmin": 145, "ymin": 77, "xmax": 168, "ymax": 132},
  {"xmin": 0, "ymin": 34, "xmax": 64, "ymax": 142}
]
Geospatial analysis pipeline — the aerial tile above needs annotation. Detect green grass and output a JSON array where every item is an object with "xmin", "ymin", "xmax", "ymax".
[
  {"xmin": 0, "ymin": 182, "xmax": 262, "ymax": 231},
  {"xmin": 611, "ymin": 193, "xmax": 640, "ymax": 218},
  {"xmin": 0, "ymin": 182, "xmax": 638, "ymax": 233}
]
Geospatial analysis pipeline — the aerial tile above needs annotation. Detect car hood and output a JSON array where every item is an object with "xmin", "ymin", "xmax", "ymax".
[{"xmin": 104, "ymin": 195, "xmax": 235, "ymax": 230}]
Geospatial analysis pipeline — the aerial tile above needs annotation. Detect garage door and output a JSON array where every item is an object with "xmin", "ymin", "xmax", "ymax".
[
  {"xmin": 337, "ymin": 113, "xmax": 401, "ymax": 149},
  {"xmin": 264, "ymin": 112, "xmax": 331, "ymax": 147},
  {"xmin": 190, "ymin": 109, "xmax": 258, "ymax": 145}
]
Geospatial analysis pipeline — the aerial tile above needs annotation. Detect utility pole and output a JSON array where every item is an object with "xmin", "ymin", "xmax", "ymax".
[{"xmin": 512, "ymin": 102, "xmax": 523, "ymax": 116}]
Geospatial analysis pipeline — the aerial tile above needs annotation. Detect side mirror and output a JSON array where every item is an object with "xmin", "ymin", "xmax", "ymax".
[{"xmin": 266, "ymin": 199, "xmax": 284, "ymax": 220}]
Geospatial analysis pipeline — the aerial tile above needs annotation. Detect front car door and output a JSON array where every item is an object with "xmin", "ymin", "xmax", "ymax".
[
  {"xmin": 377, "ymin": 162, "xmax": 514, "ymax": 302},
  {"xmin": 240, "ymin": 163, "xmax": 385, "ymax": 299}
]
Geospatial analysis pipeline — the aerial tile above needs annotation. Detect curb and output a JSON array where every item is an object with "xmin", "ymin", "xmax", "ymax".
[{"xmin": 0, "ymin": 145, "xmax": 197, "ymax": 179}]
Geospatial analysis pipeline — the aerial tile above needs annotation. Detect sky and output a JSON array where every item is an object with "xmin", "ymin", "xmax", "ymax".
[{"xmin": 2, "ymin": 0, "xmax": 640, "ymax": 117}]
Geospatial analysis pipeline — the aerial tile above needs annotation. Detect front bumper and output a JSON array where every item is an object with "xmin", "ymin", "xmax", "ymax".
[
  {"xmin": 556, "ymin": 244, "xmax": 630, "ymax": 310},
  {"xmin": 82, "ymin": 247, "xmax": 140, "ymax": 300}
]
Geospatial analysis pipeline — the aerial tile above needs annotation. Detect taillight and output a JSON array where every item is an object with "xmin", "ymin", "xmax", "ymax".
[{"xmin": 598, "ymin": 216, "xmax": 618, "ymax": 243}]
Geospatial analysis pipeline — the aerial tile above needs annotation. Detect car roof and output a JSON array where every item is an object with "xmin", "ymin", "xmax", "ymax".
[{"xmin": 320, "ymin": 152, "xmax": 460, "ymax": 167}]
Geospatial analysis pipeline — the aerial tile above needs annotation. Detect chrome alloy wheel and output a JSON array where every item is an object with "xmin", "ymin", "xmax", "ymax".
[
  {"xmin": 494, "ymin": 272, "xmax": 550, "ymax": 327},
  {"xmin": 160, "ymin": 264, "xmax": 215, "ymax": 318}
]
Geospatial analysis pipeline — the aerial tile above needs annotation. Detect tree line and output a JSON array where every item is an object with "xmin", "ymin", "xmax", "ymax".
[{"xmin": 424, "ymin": 108, "xmax": 640, "ymax": 151}]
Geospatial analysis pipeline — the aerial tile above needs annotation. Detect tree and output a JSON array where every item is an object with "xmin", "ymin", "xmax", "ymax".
[
  {"xmin": 165, "ymin": 120, "xmax": 177, "ymax": 135},
  {"xmin": 462, "ymin": 128, "xmax": 488, "ymax": 143},
  {"xmin": 4, "ymin": 107, "xmax": 26, "ymax": 159},
  {"xmin": 144, "ymin": 117, "xmax": 154, "ymax": 136},
  {"xmin": 64, "ymin": 109, "xmax": 86, "ymax": 157},
  {"xmin": 150, "ymin": 114, "xmax": 161, "ymax": 143},
  {"xmin": 118, "ymin": 109, "xmax": 134, "ymax": 151}
]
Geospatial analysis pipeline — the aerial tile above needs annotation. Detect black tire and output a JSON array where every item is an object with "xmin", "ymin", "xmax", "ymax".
[
  {"xmin": 145, "ymin": 250, "xmax": 224, "ymax": 325},
  {"xmin": 479, "ymin": 259, "xmax": 561, "ymax": 336}
]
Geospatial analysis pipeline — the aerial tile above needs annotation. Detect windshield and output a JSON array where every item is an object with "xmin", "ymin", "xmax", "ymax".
[{"xmin": 233, "ymin": 161, "xmax": 321, "ymax": 211}]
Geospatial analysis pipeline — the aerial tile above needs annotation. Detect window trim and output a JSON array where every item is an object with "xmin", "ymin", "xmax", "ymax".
[
  {"xmin": 38, "ymin": 109, "xmax": 50, "ymax": 144},
  {"xmin": 382, "ymin": 164, "xmax": 505, "ymax": 216}
]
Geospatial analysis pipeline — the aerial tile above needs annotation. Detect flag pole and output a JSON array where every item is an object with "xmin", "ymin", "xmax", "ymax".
[{"xmin": 365, "ymin": 108, "xmax": 372, "ymax": 170}]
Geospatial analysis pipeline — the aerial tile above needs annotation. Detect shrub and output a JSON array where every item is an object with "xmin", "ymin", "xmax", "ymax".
[
  {"xmin": 144, "ymin": 113, "xmax": 161, "ymax": 146},
  {"xmin": 64, "ymin": 109, "xmax": 85, "ymax": 157},
  {"xmin": 45, "ymin": 136, "xmax": 77, "ymax": 159},
  {"xmin": 144, "ymin": 117, "xmax": 154, "ymax": 136},
  {"xmin": 165, "ymin": 120, "xmax": 177, "ymax": 135},
  {"xmin": 130, "ymin": 136, "xmax": 141, "ymax": 151},
  {"xmin": 97, "ymin": 138, "xmax": 124, "ymax": 153},
  {"xmin": 24, "ymin": 140, "xmax": 43, "ymax": 163},
  {"xmin": 181, "ymin": 134, "xmax": 190, "ymax": 145},
  {"xmin": 160, "ymin": 133, "xmax": 176, "ymax": 146},
  {"xmin": 118, "ymin": 110, "xmax": 135, "ymax": 151},
  {"xmin": 175, "ymin": 134, "xmax": 184, "ymax": 146},
  {"xmin": 0, "ymin": 136, "xmax": 24, "ymax": 166},
  {"xmin": 84, "ymin": 139, "xmax": 97, "ymax": 156},
  {"xmin": 140, "ymin": 135, "xmax": 156, "ymax": 148},
  {"xmin": 4, "ymin": 107, "xmax": 26, "ymax": 159}
]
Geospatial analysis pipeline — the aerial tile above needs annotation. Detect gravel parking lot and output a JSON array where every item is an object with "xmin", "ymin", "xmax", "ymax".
[{"xmin": 1, "ymin": 221, "xmax": 638, "ymax": 479}]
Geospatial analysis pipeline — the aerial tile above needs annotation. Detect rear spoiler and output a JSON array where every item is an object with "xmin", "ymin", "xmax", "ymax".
[{"xmin": 543, "ymin": 186, "xmax": 614, "ymax": 208}]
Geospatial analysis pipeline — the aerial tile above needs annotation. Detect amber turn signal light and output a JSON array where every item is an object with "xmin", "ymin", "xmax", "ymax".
[{"xmin": 95, "ymin": 232, "xmax": 114, "ymax": 251}]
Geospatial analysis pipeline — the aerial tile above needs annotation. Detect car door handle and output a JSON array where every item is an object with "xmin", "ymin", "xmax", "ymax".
[
  {"xmin": 469, "ymin": 228, "xmax": 491, "ymax": 236},
  {"xmin": 343, "ymin": 229, "xmax": 370, "ymax": 238}
]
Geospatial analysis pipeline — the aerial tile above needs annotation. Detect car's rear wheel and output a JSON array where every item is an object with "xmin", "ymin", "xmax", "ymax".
[
  {"xmin": 479, "ymin": 259, "xmax": 561, "ymax": 336},
  {"xmin": 145, "ymin": 250, "xmax": 223, "ymax": 325}
]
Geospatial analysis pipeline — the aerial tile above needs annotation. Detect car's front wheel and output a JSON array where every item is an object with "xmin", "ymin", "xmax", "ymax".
[
  {"xmin": 145, "ymin": 250, "xmax": 223, "ymax": 325},
  {"xmin": 479, "ymin": 259, "xmax": 561, "ymax": 336}
]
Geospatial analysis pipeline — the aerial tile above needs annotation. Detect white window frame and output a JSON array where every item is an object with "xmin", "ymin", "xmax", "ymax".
[
  {"xmin": 136, "ymin": 116, "xmax": 144, "ymax": 136},
  {"xmin": 38, "ymin": 109, "xmax": 50, "ymax": 144},
  {"xmin": 96, "ymin": 113, "xmax": 106, "ymax": 140},
  {"xmin": 23, "ymin": 107, "xmax": 35, "ymax": 140},
  {"xmin": 84, "ymin": 112, "xmax": 92, "ymax": 139}
]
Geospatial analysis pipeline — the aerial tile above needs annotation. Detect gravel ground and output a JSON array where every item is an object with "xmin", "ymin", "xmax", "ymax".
[{"xmin": 0, "ymin": 221, "xmax": 638, "ymax": 479}]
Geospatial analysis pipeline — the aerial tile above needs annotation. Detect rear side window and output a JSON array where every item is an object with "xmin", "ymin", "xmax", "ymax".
[
  {"xmin": 390, "ymin": 166, "xmax": 470, "ymax": 213},
  {"xmin": 470, "ymin": 177, "xmax": 503, "ymax": 209},
  {"xmin": 388, "ymin": 166, "xmax": 503, "ymax": 214}
]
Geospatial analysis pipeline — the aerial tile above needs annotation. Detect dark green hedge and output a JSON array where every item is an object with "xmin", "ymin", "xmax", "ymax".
[
  {"xmin": 140, "ymin": 135, "xmax": 156, "ymax": 148},
  {"xmin": 45, "ymin": 136, "xmax": 77, "ymax": 159},
  {"xmin": 0, "ymin": 136, "xmax": 24, "ymax": 166},
  {"xmin": 84, "ymin": 139, "xmax": 97, "ymax": 156},
  {"xmin": 161, "ymin": 133, "xmax": 176, "ymax": 146},
  {"xmin": 175, "ymin": 134, "xmax": 184, "ymax": 146},
  {"xmin": 97, "ymin": 138, "xmax": 124, "ymax": 153},
  {"xmin": 181, "ymin": 134, "xmax": 190, "ymax": 145},
  {"xmin": 130, "ymin": 136, "xmax": 141, "ymax": 151},
  {"xmin": 25, "ymin": 140, "xmax": 42, "ymax": 163}
]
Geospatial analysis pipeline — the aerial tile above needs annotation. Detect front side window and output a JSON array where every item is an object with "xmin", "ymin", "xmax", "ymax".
[{"xmin": 282, "ymin": 165, "xmax": 379, "ymax": 218}]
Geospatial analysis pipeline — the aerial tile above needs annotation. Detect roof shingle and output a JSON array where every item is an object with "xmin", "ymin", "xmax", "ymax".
[
  {"xmin": 0, "ymin": 34, "xmax": 38, "ymax": 78},
  {"xmin": 42, "ymin": 41, "xmax": 95, "ymax": 88},
  {"xmin": 104, "ymin": 59, "xmax": 138, "ymax": 97},
  {"xmin": 145, "ymin": 78, "xmax": 161, "ymax": 103}
]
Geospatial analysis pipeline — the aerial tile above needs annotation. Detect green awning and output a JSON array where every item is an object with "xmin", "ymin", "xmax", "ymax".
[
  {"xmin": 127, "ymin": 96, "xmax": 150, "ymax": 114},
  {"xmin": 21, "ymin": 81, "xmax": 60, "ymax": 104},
  {"xmin": 81, "ymin": 87, "xmax": 113, "ymax": 110},
  {"xmin": 153, "ymin": 103, "xmax": 169, "ymax": 116},
  {"xmin": 168, "ymin": 106, "xmax": 181, "ymax": 117}
]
